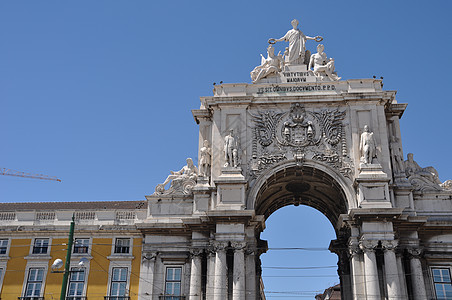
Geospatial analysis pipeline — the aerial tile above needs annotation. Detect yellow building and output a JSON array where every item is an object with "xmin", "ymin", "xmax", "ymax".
[{"xmin": 0, "ymin": 201, "xmax": 146, "ymax": 300}]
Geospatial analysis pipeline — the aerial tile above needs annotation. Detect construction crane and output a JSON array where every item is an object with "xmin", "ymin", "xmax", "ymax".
[{"xmin": 0, "ymin": 168, "xmax": 62, "ymax": 182}]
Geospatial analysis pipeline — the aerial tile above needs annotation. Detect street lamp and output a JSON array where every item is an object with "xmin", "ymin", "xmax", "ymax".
[{"xmin": 50, "ymin": 215, "xmax": 75, "ymax": 300}]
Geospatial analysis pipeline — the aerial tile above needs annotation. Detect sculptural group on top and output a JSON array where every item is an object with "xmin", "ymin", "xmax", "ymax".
[{"xmin": 250, "ymin": 19, "xmax": 341, "ymax": 83}]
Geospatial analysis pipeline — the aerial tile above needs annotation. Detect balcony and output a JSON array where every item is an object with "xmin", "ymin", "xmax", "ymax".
[
  {"xmin": 66, "ymin": 297, "xmax": 87, "ymax": 300},
  {"xmin": 104, "ymin": 297, "xmax": 130, "ymax": 300},
  {"xmin": 158, "ymin": 296, "xmax": 186, "ymax": 300},
  {"xmin": 18, "ymin": 297, "xmax": 44, "ymax": 300}
]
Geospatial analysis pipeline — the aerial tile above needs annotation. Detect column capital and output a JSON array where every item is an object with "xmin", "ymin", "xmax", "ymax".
[
  {"xmin": 359, "ymin": 239, "xmax": 378, "ymax": 252},
  {"xmin": 348, "ymin": 240, "xmax": 361, "ymax": 257},
  {"xmin": 212, "ymin": 241, "xmax": 228, "ymax": 252},
  {"xmin": 407, "ymin": 247, "xmax": 423, "ymax": 258},
  {"xmin": 190, "ymin": 248, "xmax": 204, "ymax": 257},
  {"xmin": 381, "ymin": 240, "xmax": 398, "ymax": 252},
  {"xmin": 142, "ymin": 251, "xmax": 157, "ymax": 262},
  {"xmin": 231, "ymin": 241, "xmax": 246, "ymax": 251}
]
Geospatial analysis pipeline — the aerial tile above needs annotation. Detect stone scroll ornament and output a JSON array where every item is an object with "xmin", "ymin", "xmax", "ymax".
[
  {"xmin": 250, "ymin": 103, "xmax": 353, "ymax": 179},
  {"xmin": 404, "ymin": 153, "xmax": 452, "ymax": 192},
  {"xmin": 154, "ymin": 158, "xmax": 198, "ymax": 195}
]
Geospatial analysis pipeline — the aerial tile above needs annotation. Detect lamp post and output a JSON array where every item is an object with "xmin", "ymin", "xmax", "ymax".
[{"xmin": 51, "ymin": 215, "xmax": 75, "ymax": 300}]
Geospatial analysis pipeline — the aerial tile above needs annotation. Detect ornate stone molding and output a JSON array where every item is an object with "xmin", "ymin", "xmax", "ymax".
[{"xmin": 190, "ymin": 248, "xmax": 204, "ymax": 257}]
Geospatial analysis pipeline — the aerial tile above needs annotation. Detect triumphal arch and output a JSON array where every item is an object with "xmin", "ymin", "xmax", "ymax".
[{"xmin": 138, "ymin": 19, "xmax": 452, "ymax": 300}]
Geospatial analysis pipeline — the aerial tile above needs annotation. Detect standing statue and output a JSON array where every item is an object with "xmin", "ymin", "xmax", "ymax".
[
  {"xmin": 224, "ymin": 129, "xmax": 239, "ymax": 168},
  {"xmin": 155, "ymin": 158, "xmax": 198, "ymax": 194},
  {"xmin": 268, "ymin": 19, "xmax": 323, "ymax": 65},
  {"xmin": 389, "ymin": 136, "xmax": 405, "ymax": 175},
  {"xmin": 359, "ymin": 125, "xmax": 376, "ymax": 164},
  {"xmin": 250, "ymin": 44, "xmax": 284, "ymax": 83},
  {"xmin": 404, "ymin": 153, "xmax": 442, "ymax": 185},
  {"xmin": 308, "ymin": 44, "xmax": 341, "ymax": 81},
  {"xmin": 199, "ymin": 140, "xmax": 211, "ymax": 178}
]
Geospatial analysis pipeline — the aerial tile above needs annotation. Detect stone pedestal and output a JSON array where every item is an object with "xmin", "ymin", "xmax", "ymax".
[
  {"xmin": 356, "ymin": 164, "xmax": 391, "ymax": 208},
  {"xmin": 215, "ymin": 167, "xmax": 247, "ymax": 210}
]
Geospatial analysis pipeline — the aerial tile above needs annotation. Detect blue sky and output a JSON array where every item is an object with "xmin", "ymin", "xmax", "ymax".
[{"xmin": 1, "ymin": 1, "xmax": 452, "ymax": 298}]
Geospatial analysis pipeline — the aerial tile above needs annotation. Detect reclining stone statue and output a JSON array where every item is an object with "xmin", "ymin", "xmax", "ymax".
[
  {"xmin": 155, "ymin": 158, "xmax": 198, "ymax": 195},
  {"xmin": 403, "ymin": 153, "xmax": 452, "ymax": 191},
  {"xmin": 250, "ymin": 44, "xmax": 284, "ymax": 83}
]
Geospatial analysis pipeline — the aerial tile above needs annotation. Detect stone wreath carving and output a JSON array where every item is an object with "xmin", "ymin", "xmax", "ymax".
[{"xmin": 250, "ymin": 103, "xmax": 353, "ymax": 178}]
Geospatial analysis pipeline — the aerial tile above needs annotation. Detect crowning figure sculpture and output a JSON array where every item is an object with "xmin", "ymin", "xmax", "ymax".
[
  {"xmin": 359, "ymin": 125, "xmax": 376, "ymax": 164},
  {"xmin": 308, "ymin": 44, "xmax": 341, "ymax": 81},
  {"xmin": 268, "ymin": 19, "xmax": 322, "ymax": 65}
]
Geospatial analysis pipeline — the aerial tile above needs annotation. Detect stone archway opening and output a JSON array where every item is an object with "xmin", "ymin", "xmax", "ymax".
[{"xmin": 253, "ymin": 164, "xmax": 352, "ymax": 299}]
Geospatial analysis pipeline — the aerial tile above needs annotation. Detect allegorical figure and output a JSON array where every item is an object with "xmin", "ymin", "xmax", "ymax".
[
  {"xmin": 308, "ymin": 44, "xmax": 341, "ymax": 81},
  {"xmin": 404, "ymin": 153, "xmax": 442, "ymax": 185},
  {"xmin": 268, "ymin": 19, "xmax": 322, "ymax": 65},
  {"xmin": 199, "ymin": 140, "xmax": 211, "ymax": 178},
  {"xmin": 359, "ymin": 125, "xmax": 376, "ymax": 164},
  {"xmin": 224, "ymin": 129, "xmax": 239, "ymax": 168},
  {"xmin": 156, "ymin": 158, "xmax": 198, "ymax": 192},
  {"xmin": 250, "ymin": 44, "xmax": 284, "ymax": 83}
]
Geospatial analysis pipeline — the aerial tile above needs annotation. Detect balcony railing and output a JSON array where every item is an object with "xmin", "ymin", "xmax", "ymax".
[
  {"xmin": 104, "ymin": 297, "xmax": 130, "ymax": 300},
  {"xmin": 66, "ymin": 297, "xmax": 87, "ymax": 300},
  {"xmin": 158, "ymin": 296, "xmax": 186, "ymax": 300},
  {"xmin": 18, "ymin": 297, "xmax": 44, "ymax": 300}
]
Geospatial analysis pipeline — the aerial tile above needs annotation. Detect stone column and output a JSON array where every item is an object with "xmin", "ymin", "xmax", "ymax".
[
  {"xmin": 206, "ymin": 248, "xmax": 216, "ymax": 299},
  {"xmin": 245, "ymin": 248, "xmax": 256, "ymax": 300},
  {"xmin": 232, "ymin": 242, "xmax": 246, "ymax": 300},
  {"xmin": 408, "ymin": 248, "xmax": 427, "ymax": 300},
  {"xmin": 189, "ymin": 249, "xmax": 203, "ymax": 300},
  {"xmin": 213, "ymin": 242, "xmax": 228, "ymax": 300},
  {"xmin": 138, "ymin": 252, "xmax": 156, "ymax": 300},
  {"xmin": 360, "ymin": 240, "xmax": 380, "ymax": 300},
  {"xmin": 382, "ymin": 241, "xmax": 401, "ymax": 300},
  {"xmin": 395, "ymin": 251, "xmax": 408, "ymax": 299},
  {"xmin": 349, "ymin": 240, "xmax": 364, "ymax": 300}
]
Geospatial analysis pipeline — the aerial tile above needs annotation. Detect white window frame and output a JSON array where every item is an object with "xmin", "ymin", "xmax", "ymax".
[
  {"xmin": 106, "ymin": 261, "xmax": 131, "ymax": 300},
  {"xmin": 431, "ymin": 266, "xmax": 452, "ymax": 300},
  {"xmin": 73, "ymin": 238, "xmax": 90, "ymax": 255},
  {"xmin": 163, "ymin": 265, "xmax": 184, "ymax": 298},
  {"xmin": 0, "ymin": 238, "xmax": 10, "ymax": 256},
  {"xmin": 0, "ymin": 261, "xmax": 7, "ymax": 296},
  {"xmin": 66, "ymin": 267, "xmax": 87, "ymax": 300},
  {"xmin": 21, "ymin": 263, "xmax": 48, "ymax": 299},
  {"xmin": 111, "ymin": 237, "xmax": 132, "ymax": 255},
  {"xmin": 30, "ymin": 238, "xmax": 51, "ymax": 255}
]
